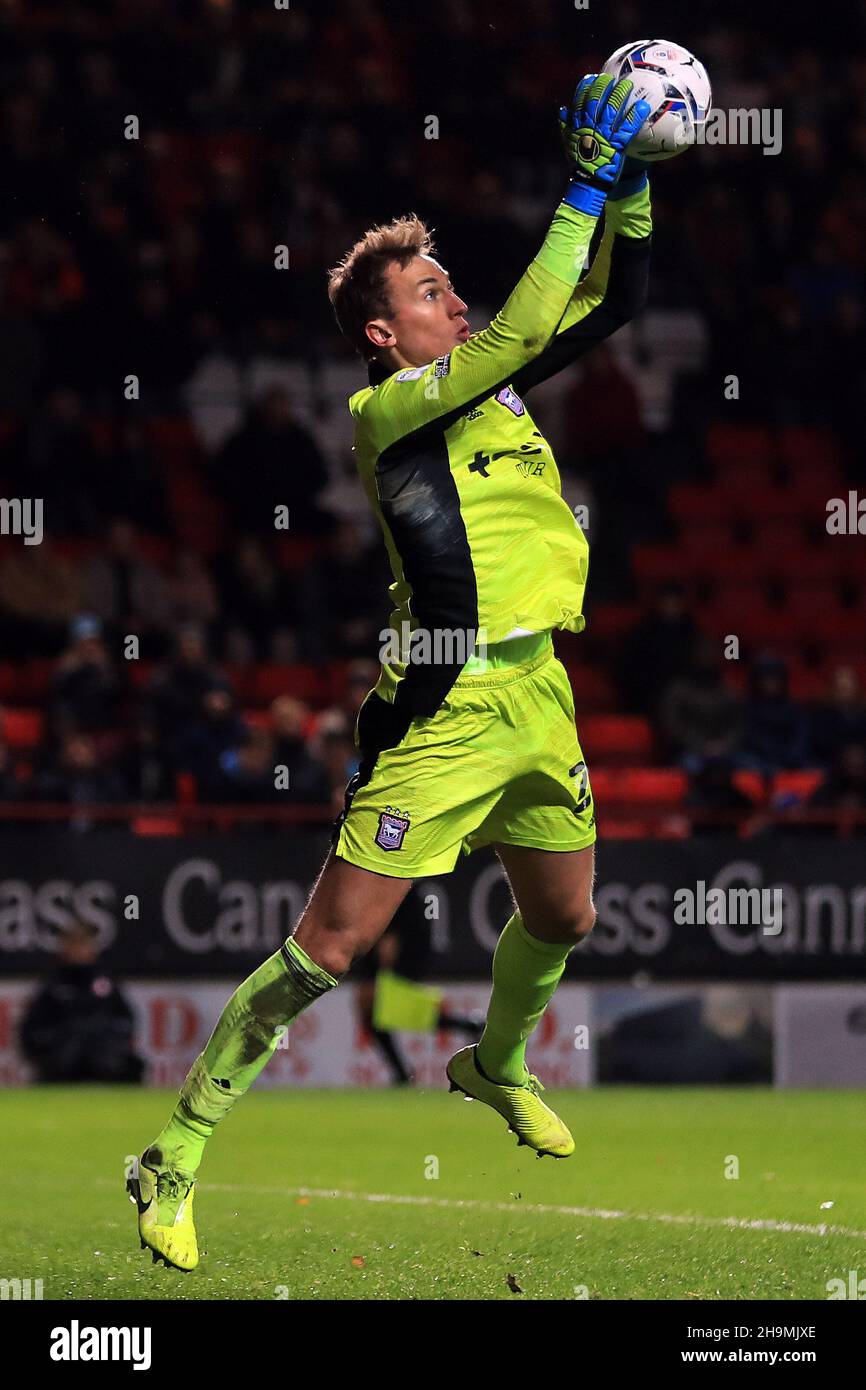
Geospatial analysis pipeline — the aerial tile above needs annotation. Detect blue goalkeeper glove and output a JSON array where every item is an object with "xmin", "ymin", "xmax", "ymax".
[{"xmin": 557, "ymin": 74, "xmax": 652, "ymax": 215}]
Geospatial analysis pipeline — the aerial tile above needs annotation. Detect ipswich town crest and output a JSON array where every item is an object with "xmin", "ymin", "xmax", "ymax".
[{"xmin": 375, "ymin": 805, "xmax": 411, "ymax": 851}]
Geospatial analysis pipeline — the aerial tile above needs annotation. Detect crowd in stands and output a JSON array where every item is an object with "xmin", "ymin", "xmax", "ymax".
[{"xmin": 0, "ymin": 1, "xmax": 863, "ymax": 834}]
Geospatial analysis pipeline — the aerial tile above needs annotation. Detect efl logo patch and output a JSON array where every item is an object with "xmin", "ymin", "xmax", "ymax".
[
  {"xmin": 396, "ymin": 365, "xmax": 429, "ymax": 382},
  {"xmin": 375, "ymin": 807, "xmax": 411, "ymax": 851},
  {"xmin": 495, "ymin": 385, "xmax": 525, "ymax": 416}
]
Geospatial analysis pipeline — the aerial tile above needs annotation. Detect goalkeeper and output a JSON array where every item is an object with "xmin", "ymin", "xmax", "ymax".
[{"xmin": 128, "ymin": 75, "xmax": 657, "ymax": 1271}]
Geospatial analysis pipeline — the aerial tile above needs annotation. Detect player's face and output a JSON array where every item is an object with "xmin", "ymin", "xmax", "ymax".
[{"xmin": 369, "ymin": 254, "xmax": 470, "ymax": 367}]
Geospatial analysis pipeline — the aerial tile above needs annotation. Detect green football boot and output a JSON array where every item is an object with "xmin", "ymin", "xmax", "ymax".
[
  {"xmin": 446, "ymin": 1045, "xmax": 575, "ymax": 1158},
  {"xmin": 126, "ymin": 1148, "xmax": 199, "ymax": 1271}
]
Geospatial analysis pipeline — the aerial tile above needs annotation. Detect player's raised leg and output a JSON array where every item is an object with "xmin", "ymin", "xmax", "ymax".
[
  {"xmin": 128, "ymin": 849, "xmax": 412, "ymax": 1269},
  {"xmin": 447, "ymin": 843, "xmax": 595, "ymax": 1158}
]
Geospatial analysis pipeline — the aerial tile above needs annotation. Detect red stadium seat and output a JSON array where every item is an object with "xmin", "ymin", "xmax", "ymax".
[
  {"xmin": 699, "ymin": 596, "xmax": 780, "ymax": 642},
  {"xmin": 15, "ymin": 661, "xmax": 53, "ymax": 701},
  {"xmin": 706, "ymin": 422, "xmax": 774, "ymax": 472},
  {"xmin": 275, "ymin": 536, "xmax": 321, "ymax": 571},
  {"xmin": 248, "ymin": 663, "xmax": 326, "ymax": 705},
  {"xmin": 590, "ymin": 767, "xmax": 687, "ymax": 804},
  {"xmin": 732, "ymin": 770, "xmax": 767, "ymax": 803},
  {"xmin": 631, "ymin": 544, "xmax": 685, "ymax": 586},
  {"xmin": 585, "ymin": 603, "xmax": 641, "ymax": 642},
  {"xmin": 132, "ymin": 816, "xmax": 184, "ymax": 836},
  {"xmin": 594, "ymin": 816, "xmax": 649, "ymax": 838},
  {"xmin": 772, "ymin": 770, "xmax": 824, "ymax": 802},
  {"xmin": 580, "ymin": 715, "xmax": 654, "ymax": 762},
  {"xmin": 669, "ymin": 483, "xmax": 727, "ymax": 525},
  {"xmin": 562, "ymin": 664, "xmax": 617, "ymax": 710},
  {"xmin": 2, "ymin": 708, "xmax": 44, "ymax": 747},
  {"xmin": 776, "ymin": 426, "xmax": 843, "ymax": 475}
]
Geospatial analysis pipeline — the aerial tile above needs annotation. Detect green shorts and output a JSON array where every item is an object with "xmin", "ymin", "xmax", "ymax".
[{"xmin": 333, "ymin": 631, "xmax": 596, "ymax": 878}]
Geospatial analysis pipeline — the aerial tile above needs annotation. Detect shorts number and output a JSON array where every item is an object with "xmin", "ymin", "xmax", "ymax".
[{"xmin": 569, "ymin": 760, "xmax": 592, "ymax": 815}]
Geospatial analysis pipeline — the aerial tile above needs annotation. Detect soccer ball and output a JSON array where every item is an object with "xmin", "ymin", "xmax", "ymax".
[{"xmin": 602, "ymin": 39, "xmax": 712, "ymax": 161}]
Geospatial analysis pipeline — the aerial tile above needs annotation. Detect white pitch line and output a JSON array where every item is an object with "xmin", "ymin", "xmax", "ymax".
[{"xmin": 193, "ymin": 1182, "xmax": 866, "ymax": 1241}]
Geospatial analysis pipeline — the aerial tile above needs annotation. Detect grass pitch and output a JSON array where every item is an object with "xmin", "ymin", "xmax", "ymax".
[{"xmin": 2, "ymin": 1085, "xmax": 864, "ymax": 1300}]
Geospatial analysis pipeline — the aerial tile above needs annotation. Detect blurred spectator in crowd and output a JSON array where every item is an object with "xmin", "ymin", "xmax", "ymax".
[
  {"xmin": 658, "ymin": 636, "xmax": 742, "ymax": 768},
  {"xmin": 4, "ymin": 388, "xmax": 110, "ymax": 534},
  {"xmin": 807, "ymin": 740, "xmax": 866, "ymax": 831},
  {"xmin": 270, "ymin": 695, "xmax": 331, "ymax": 803},
  {"xmin": 215, "ymin": 534, "xmax": 302, "ymax": 663},
  {"xmin": 619, "ymin": 584, "xmax": 697, "ymax": 717},
  {"xmin": 30, "ymin": 731, "xmax": 128, "ymax": 831},
  {"xmin": 20, "ymin": 921, "xmax": 143, "ymax": 1084},
  {"xmin": 334, "ymin": 658, "xmax": 379, "ymax": 726},
  {"xmin": 173, "ymin": 687, "xmax": 249, "ymax": 796},
  {"xmin": 810, "ymin": 666, "xmax": 866, "ymax": 766},
  {"xmin": 126, "ymin": 278, "xmax": 197, "ymax": 413},
  {"xmin": 166, "ymin": 547, "xmax": 219, "ymax": 632},
  {"xmin": 309, "ymin": 709, "xmax": 357, "ymax": 813},
  {"xmin": 47, "ymin": 613, "xmax": 122, "ymax": 746},
  {"xmin": 0, "ymin": 536, "xmax": 82, "ymax": 657},
  {"xmin": 145, "ymin": 622, "xmax": 232, "ymax": 751},
  {"xmin": 210, "ymin": 385, "xmax": 331, "ymax": 537},
  {"xmin": 211, "ymin": 726, "xmax": 279, "ymax": 811},
  {"xmin": 735, "ymin": 652, "xmax": 810, "ymax": 774},
  {"xmin": 300, "ymin": 519, "xmax": 391, "ymax": 660},
  {"xmin": 105, "ymin": 422, "xmax": 170, "ymax": 532},
  {"xmin": 684, "ymin": 755, "xmax": 755, "ymax": 836},
  {"xmin": 0, "ymin": 736, "xmax": 21, "ymax": 802},
  {"xmin": 563, "ymin": 345, "xmax": 647, "ymax": 594},
  {"xmin": 119, "ymin": 718, "xmax": 175, "ymax": 802},
  {"xmin": 83, "ymin": 517, "xmax": 173, "ymax": 660}
]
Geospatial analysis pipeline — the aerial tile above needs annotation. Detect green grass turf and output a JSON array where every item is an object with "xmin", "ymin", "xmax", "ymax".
[{"xmin": 2, "ymin": 1086, "xmax": 864, "ymax": 1300}]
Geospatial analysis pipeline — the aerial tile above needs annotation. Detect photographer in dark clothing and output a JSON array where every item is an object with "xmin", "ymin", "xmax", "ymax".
[{"xmin": 20, "ymin": 922, "xmax": 144, "ymax": 1084}]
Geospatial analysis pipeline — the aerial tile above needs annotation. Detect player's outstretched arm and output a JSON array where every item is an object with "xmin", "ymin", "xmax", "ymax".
[
  {"xmin": 354, "ymin": 75, "xmax": 651, "ymax": 455},
  {"xmin": 509, "ymin": 84, "xmax": 657, "ymax": 394}
]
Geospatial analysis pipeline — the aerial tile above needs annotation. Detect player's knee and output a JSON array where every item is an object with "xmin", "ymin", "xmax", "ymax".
[
  {"xmin": 556, "ymin": 901, "xmax": 595, "ymax": 943},
  {"xmin": 292, "ymin": 918, "xmax": 357, "ymax": 978},
  {"xmin": 572, "ymin": 901, "xmax": 596, "ymax": 942},
  {"xmin": 532, "ymin": 900, "xmax": 595, "ymax": 945}
]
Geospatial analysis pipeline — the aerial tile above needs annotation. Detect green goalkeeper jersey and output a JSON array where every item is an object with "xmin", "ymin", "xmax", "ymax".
[{"xmin": 347, "ymin": 184, "xmax": 652, "ymax": 729}]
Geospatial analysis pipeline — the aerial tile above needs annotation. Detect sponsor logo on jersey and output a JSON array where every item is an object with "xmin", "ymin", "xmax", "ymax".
[
  {"xmin": 433, "ymin": 352, "xmax": 452, "ymax": 378},
  {"xmin": 375, "ymin": 807, "xmax": 411, "ymax": 851},
  {"xmin": 396, "ymin": 365, "xmax": 429, "ymax": 382},
  {"xmin": 463, "ymin": 406, "xmax": 484, "ymax": 421},
  {"xmin": 495, "ymin": 385, "xmax": 526, "ymax": 416}
]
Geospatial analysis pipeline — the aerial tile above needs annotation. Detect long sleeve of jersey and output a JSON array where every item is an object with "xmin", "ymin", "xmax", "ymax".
[
  {"xmin": 511, "ymin": 182, "xmax": 652, "ymax": 393},
  {"xmin": 347, "ymin": 187, "xmax": 652, "ymax": 741}
]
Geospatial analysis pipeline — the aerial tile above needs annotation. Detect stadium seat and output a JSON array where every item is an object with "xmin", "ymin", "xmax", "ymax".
[
  {"xmin": 772, "ymin": 770, "xmax": 824, "ymax": 802},
  {"xmin": 594, "ymin": 816, "xmax": 648, "ymax": 839},
  {"xmin": 585, "ymin": 603, "xmax": 641, "ymax": 642},
  {"xmin": 590, "ymin": 767, "xmax": 687, "ymax": 804},
  {"xmin": 275, "ymin": 536, "xmax": 321, "ymax": 571},
  {"xmin": 562, "ymin": 664, "xmax": 617, "ymax": 710},
  {"xmin": 132, "ymin": 816, "xmax": 184, "ymax": 836},
  {"xmin": 631, "ymin": 544, "xmax": 685, "ymax": 586},
  {"xmin": 706, "ymin": 422, "xmax": 774, "ymax": 472},
  {"xmin": 248, "ymin": 663, "xmax": 327, "ymax": 705},
  {"xmin": 732, "ymin": 770, "xmax": 767, "ymax": 803},
  {"xmin": 2, "ymin": 708, "xmax": 44, "ymax": 747},
  {"xmin": 580, "ymin": 715, "xmax": 654, "ymax": 762},
  {"xmin": 776, "ymin": 426, "xmax": 843, "ymax": 474}
]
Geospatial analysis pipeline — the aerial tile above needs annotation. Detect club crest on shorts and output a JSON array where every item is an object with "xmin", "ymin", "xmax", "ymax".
[
  {"xmin": 375, "ymin": 806, "xmax": 410, "ymax": 851},
  {"xmin": 495, "ymin": 384, "xmax": 525, "ymax": 416}
]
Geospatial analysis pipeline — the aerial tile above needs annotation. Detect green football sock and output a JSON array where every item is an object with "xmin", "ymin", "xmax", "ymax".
[
  {"xmin": 146, "ymin": 938, "xmax": 337, "ymax": 1175},
  {"xmin": 475, "ymin": 911, "xmax": 573, "ymax": 1086}
]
